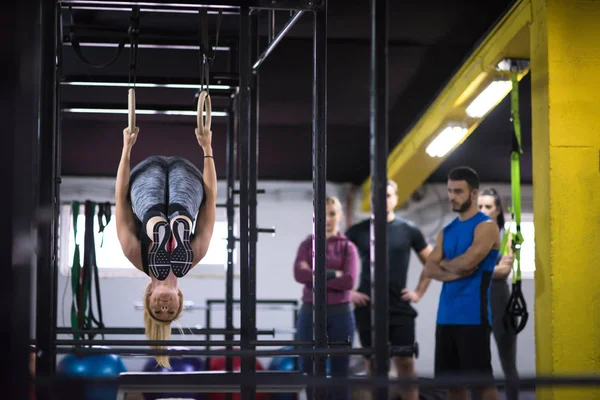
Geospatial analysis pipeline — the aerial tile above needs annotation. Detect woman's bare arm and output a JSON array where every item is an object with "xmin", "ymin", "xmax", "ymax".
[
  {"xmin": 190, "ymin": 128, "xmax": 217, "ymax": 265},
  {"xmin": 115, "ymin": 127, "xmax": 143, "ymax": 270}
]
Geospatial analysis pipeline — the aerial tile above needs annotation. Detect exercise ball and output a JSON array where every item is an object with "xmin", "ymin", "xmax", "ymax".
[
  {"xmin": 207, "ymin": 350, "xmax": 266, "ymax": 400},
  {"xmin": 141, "ymin": 349, "xmax": 207, "ymax": 400},
  {"xmin": 269, "ymin": 347, "xmax": 331, "ymax": 374},
  {"xmin": 56, "ymin": 348, "xmax": 127, "ymax": 400}
]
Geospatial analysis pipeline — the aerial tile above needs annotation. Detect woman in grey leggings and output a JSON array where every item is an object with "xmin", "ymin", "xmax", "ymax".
[
  {"xmin": 478, "ymin": 188, "xmax": 519, "ymax": 400},
  {"xmin": 115, "ymin": 126, "xmax": 217, "ymax": 368}
]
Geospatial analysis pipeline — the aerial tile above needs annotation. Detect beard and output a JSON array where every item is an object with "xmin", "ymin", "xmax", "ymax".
[{"xmin": 451, "ymin": 197, "xmax": 472, "ymax": 213}]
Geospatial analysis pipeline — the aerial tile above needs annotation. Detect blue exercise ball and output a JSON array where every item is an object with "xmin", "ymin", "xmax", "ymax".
[
  {"xmin": 57, "ymin": 349, "xmax": 127, "ymax": 400},
  {"xmin": 142, "ymin": 349, "xmax": 207, "ymax": 400}
]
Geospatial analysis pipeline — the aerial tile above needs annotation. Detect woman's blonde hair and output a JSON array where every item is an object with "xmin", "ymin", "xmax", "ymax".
[
  {"xmin": 325, "ymin": 195, "xmax": 343, "ymax": 212},
  {"xmin": 143, "ymin": 283, "xmax": 184, "ymax": 369}
]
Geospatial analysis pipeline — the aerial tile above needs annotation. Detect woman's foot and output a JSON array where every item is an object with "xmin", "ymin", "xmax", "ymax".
[
  {"xmin": 170, "ymin": 215, "xmax": 194, "ymax": 278},
  {"xmin": 146, "ymin": 217, "xmax": 172, "ymax": 281}
]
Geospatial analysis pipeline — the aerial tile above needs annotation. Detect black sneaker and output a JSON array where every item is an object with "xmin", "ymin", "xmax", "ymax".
[
  {"xmin": 170, "ymin": 218, "xmax": 194, "ymax": 278},
  {"xmin": 148, "ymin": 220, "xmax": 172, "ymax": 280}
]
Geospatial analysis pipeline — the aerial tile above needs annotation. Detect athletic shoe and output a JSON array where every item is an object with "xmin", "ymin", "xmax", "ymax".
[
  {"xmin": 170, "ymin": 218, "xmax": 194, "ymax": 278},
  {"xmin": 148, "ymin": 220, "xmax": 172, "ymax": 280}
]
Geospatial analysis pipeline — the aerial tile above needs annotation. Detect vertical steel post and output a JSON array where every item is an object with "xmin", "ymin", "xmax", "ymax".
[
  {"xmin": 225, "ymin": 99, "xmax": 236, "ymax": 381},
  {"xmin": 312, "ymin": 3, "xmax": 328, "ymax": 399},
  {"xmin": 238, "ymin": 5, "xmax": 255, "ymax": 400},
  {"xmin": 5, "ymin": 0, "xmax": 39, "ymax": 398},
  {"xmin": 370, "ymin": 0, "xmax": 390, "ymax": 398},
  {"xmin": 36, "ymin": 1, "xmax": 58, "ymax": 399}
]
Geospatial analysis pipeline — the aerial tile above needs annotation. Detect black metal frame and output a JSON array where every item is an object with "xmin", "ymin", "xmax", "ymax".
[{"xmin": 27, "ymin": 0, "xmax": 403, "ymax": 398}]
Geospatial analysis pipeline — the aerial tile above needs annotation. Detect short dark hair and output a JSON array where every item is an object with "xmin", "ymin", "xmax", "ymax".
[{"xmin": 447, "ymin": 166, "xmax": 479, "ymax": 189}]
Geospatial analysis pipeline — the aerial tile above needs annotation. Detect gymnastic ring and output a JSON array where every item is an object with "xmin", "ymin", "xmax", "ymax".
[
  {"xmin": 128, "ymin": 88, "xmax": 136, "ymax": 130},
  {"xmin": 197, "ymin": 89, "xmax": 212, "ymax": 132}
]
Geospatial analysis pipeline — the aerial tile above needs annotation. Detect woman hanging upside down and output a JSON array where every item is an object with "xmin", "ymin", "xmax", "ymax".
[{"xmin": 115, "ymin": 125, "xmax": 217, "ymax": 368}]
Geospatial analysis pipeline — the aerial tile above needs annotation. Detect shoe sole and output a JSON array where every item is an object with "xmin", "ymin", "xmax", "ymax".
[
  {"xmin": 148, "ymin": 221, "xmax": 171, "ymax": 280},
  {"xmin": 171, "ymin": 218, "xmax": 194, "ymax": 278}
]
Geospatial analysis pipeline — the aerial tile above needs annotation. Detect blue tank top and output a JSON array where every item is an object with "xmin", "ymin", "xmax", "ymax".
[{"xmin": 436, "ymin": 212, "xmax": 499, "ymax": 326}]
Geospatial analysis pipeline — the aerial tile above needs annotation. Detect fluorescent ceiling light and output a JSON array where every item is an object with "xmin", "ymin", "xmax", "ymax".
[
  {"xmin": 425, "ymin": 125, "xmax": 468, "ymax": 158},
  {"xmin": 66, "ymin": 6, "xmax": 236, "ymax": 14},
  {"xmin": 61, "ymin": 81, "xmax": 231, "ymax": 90},
  {"xmin": 65, "ymin": 42, "xmax": 230, "ymax": 51},
  {"xmin": 60, "ymin": 1, "xmax": 238, "ymax": 9},
  {"xmin": 465, "ymin": 80, "xmax": 512, "ymax": 118},
  {"xmin": 62, "ymin": 108, "xmax": 227, "ymax": 117}
]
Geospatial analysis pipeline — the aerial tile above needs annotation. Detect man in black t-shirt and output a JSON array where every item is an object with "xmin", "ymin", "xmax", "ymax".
[{"xmin": 345, "ymin": 180, "xmax": 432, "ymax": 400}]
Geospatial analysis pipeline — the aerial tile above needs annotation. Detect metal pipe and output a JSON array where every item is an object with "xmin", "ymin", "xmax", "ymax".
[
  {"xmin": 64, "ymin": 5, "xmax": 239, "ymax": 15},
  {"xmin": 252, "ymin": 11, "xmax": 304, "ymax": 70},
  {"xmin": 238, "ymin": 5, "xmax": 253, "ymax": 400},
  {"xmin": 54, "ymin": 339, "xmax": 319, "ymax": 347},
  {"xmin": 36, "ymin": 374, "xmax": 600, "ymax": 391},
  {"xmin": 8, "ymin": 1, "xmax": 41, "ymax": 398},
  {"xmin": 268, "ymin": 10, "xmax": 275, "ymax": 41},
  {"xmin": 371, "ymin": 0, "xmax": 390, "ymax": 398},
  {"xmin": 55, "ymin": 327, "xmax": 276, "ymax": 336},
  {"xmin": 245, "ymin": 11, "xmax": 260, "ymax": 400},
  {"xmin": 312, "ymin": 4, "xmax": 328, "ymax": 400},
  {"xmin": 63, "ymin": 42, "xmax": 231, "ymax": 51},
  {"xmin": 36, "ymin": 2, "xmax": 58, "ymax": 398},
  {"xmin": 224, "ymin": 77, "xmax": 236, "ymax": 376},
  {"xmin": 55, "ymin": 347, "xmax": 377, "ymax": 357},
  {"xmin": 59, "ymin": 0, "xmax": 318, "ymax": 11},
  {"xmin": 207, "ymin": 298, "xmax": 299, "ymax": 305}
]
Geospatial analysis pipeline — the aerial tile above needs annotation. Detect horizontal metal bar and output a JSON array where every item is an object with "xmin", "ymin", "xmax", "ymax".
[
  {"xmin": 36, "ymin": 374, "xmax": 600, "ymax": 391},
  {"xmin": 56, "ymin": 327, "xmax": 276, "ymax": 336},
  {"xmin": 56, "ymin": 347, "xmax": 373, "ymax": 357},
  {"xmin": 55, "ymin": 339, "xmax": 318, "ymax": 347},
  {"xmin": 206, "ymin": 298, "xmax": 298, "ymax": 305},
  {"xmin": 61, "ymin": 107, "xmax": 228, "ymax": 117},
  {"xmin": 62, "ymin": 102, "xmax": 229, "ymax": 112},
  {"xmin": 253, "ymin": 10, "xmax": 305, "ymax": 70},
  {"xmin": 233, "ymin": 188, "xmax": 265, "ymax": 194},
  {"xmin": 55, "ymin": 346, "xmax": 414, "ymax": 357},
  {"xmin": 65, "ymin": 5, "xmax": 239, "ymax": 14},
  {"xmin": 257, "ymin": 227, "xmax": 276, "ymax": 235},
  {"xmin": 58, "ymin": 0, "xmax": 319, "ymax": 11},
  {"xmin": 61, "ymin": 80, "xmax": 235, "ymax": 90},
  {"xmin": 63, "ymin": 41, "xmax": 231, "ymax": 51}
]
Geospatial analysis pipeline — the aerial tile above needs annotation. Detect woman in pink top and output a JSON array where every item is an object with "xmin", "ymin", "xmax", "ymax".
[{"xmin": 293, "ymin": 196, "xmax": 358, "ymax": 400}]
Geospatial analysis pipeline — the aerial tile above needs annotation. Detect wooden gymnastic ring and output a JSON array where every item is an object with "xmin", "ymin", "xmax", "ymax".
[
  {"xmin": 128, "ymin": 88, "xmax": 136, "ymax": 130},
  {"xmin": 197, "ymin": 89, "xmax": 212, "ymax": 131}
]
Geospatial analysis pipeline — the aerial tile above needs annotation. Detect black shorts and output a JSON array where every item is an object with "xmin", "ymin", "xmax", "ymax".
[
  {"xmin": 354, "ymin": 308, "xmax": 415, "ymax": 358},
  {"xmin": 434, "ymin": 324, "xmax": 493, "ymax": 379}
]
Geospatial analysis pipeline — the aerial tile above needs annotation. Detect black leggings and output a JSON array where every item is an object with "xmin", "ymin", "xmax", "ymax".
[{"xmin": 491, "ymin": 279, "xmax": 519, "ymax": 399}]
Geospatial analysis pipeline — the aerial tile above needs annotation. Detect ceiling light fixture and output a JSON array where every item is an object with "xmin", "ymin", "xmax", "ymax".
[
  {"xmin": 62, "ymin": 108, "xmax": 227, "ymax": 117},
  {"xmin": 425, "ymin": 125, "xmax": 468, "ymax": 158},
  {"xmin": 465, "ymin": 80, "xmax": 512, "ymax": 119},
  {"xmin": 61, "ymin": 81, "xmax": 231, "ymax": 90}
]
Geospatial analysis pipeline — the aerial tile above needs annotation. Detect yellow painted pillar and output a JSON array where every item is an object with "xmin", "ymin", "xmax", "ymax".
[{"xmin": 531, "ymin": 0, "xmax": 600, "ymax": 398}]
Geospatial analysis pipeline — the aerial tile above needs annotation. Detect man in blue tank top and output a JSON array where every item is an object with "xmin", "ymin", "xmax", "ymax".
[{"xmin": 424, "ymin": 166, "xmax": 500, "ymax": 400}]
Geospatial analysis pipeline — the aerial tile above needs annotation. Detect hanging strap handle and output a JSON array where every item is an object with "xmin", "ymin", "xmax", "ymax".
[
  {"xmin": 67, "ymin": 6, "xmax": 133, "ymax": 69},
  {"xmin": 503, "ymin": 66, "xmax": 528, "ymax": 334},
  {"xmin": 70, "ymin": 201, "xmax": 82, "ymax": 340}
]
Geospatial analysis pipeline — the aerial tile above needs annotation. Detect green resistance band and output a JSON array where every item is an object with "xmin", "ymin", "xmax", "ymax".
[{"xmin": 502, "ymin": 66, "xmax": 529, "ymax": 334}]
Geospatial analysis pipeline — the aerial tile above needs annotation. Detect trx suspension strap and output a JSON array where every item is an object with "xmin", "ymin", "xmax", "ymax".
[
  {"xmin": 70, "ymin": 201, "xmax": 107, "ymax": 341},
  {"xmin": 69, "ymin": 201, "xmax": 84, "ymax": 340},
  {"xmin": 502, "ymin": 65, "xmax": 529, "ymax": 334},
  {"xmin": 196, "ymin": 9, "xmax": 223, "ymax": 132},
  {"xmin": 67, "ymin": 6, "xmax": 139, "ymax": 69}
]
